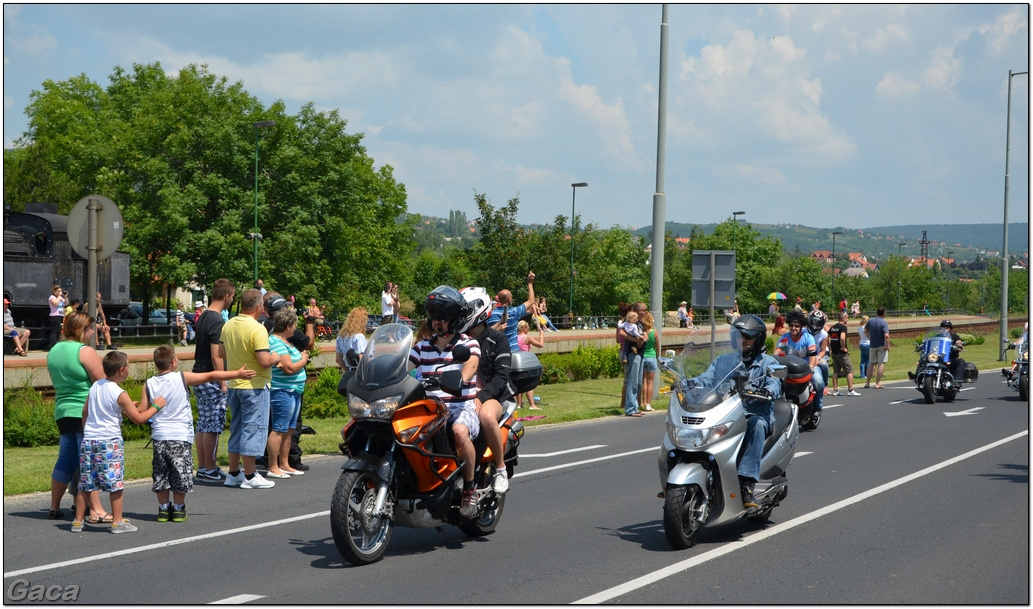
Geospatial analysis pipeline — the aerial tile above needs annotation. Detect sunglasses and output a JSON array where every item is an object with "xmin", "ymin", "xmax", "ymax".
[{"xmin": 788, "ymin": 323, "xmax": 803, "ymax": 329}]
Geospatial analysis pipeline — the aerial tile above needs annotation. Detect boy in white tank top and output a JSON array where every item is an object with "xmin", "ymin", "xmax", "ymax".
[{"xmin": 140, "ymin": 345, "xmax": 256, "ymax": 523}]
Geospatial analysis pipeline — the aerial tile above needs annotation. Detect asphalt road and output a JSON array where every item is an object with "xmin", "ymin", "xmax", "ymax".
[{"xmin": 3, "ymin": 377, "xmax": 1028, "ymax": 604}]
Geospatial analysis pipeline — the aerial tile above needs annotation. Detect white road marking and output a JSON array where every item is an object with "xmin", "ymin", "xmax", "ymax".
[
  {"xmin": 522, "ymin": 444, "xmax": 607, "ymax": 458},
  {"xmin": 512, "ymin": 447, "xmax": 656, "ymax": 478},
  {"xmin": 796, "ymin": 451, "xmax": 814, "ymax": 457},
  {"xmin": 209, "ymin": 594, "xmax": 265, "ymax": 604},
  {"xmin": 573, "ymin": 429, "xmax": 1028, "ymax": 604},
  {"xmin": 944, "ymin": 406, "xmax": 986, "ymax": 417},
  {"xmin": 2, "ymin": 511, "xmax": 330, "ymax": 579}
]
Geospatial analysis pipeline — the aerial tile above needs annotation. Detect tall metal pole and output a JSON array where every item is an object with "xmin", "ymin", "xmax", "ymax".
[
  {"xmin": 569, "ymin": 182, "xmax": 587, "ymax": 318},
  {"xmin": 946, "ymin": 251, "xmax": 954, "ymax": 311},
  {"xmin": 1000, "ymin": 70, "xmax": 1027, "ymax": 360},
  {"xmin": 831, "ymin": 231, "xmax": 841, "ymax": 307},
  {"xmin": 898, "ymin": 242, "xmax": 906, "ymax": 313},
  {"xmin": 731, "ymin": 210, "xmax": 745, "ymax": 253},
  {"xmin": 649, "ymin": 3, "xmax": 669, "ymax": 336},
  {"xmin": 252, "ymin": 120, "xmax": 276, "ymax": 285}
]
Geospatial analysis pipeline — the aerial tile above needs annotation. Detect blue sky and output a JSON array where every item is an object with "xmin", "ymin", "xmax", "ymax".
[{"xmin": 3, "ymin": 4, "xmax": 1029, "ymax": 231}]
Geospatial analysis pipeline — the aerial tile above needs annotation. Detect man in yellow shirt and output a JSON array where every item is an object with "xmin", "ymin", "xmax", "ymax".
[{"xmin": 218, "ymin": 289, "xmax": 278, "ymax": 489}]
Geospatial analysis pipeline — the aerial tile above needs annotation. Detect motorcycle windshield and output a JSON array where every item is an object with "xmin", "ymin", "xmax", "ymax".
[
  {"xmin": 922, "ymin": 330, "xmax": 952, "ymax": 360},
  {"xmin": 663, "ymin": 349, "xmax": 740, "ymax": 414},
  {"xmin": 354, "ymin": 323, "xmax": 414, "ymax": 387}
]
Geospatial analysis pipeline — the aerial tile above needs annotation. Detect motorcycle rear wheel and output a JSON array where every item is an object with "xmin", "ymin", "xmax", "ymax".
[
  {"xmin": 1020, "ymin": 373, "xmax": 1029, "ymax": 402},
  {"xmin": 331, "ymin": 470, "xmax": 393, "ymax": 566},
  {"xmin": 802, "ymin": 408, "xmax": 821, "ymax": 431},
  {"xmin": 663, "ymin": 484, "xmax": 705, "ymax": 550},
  {"xmin": 921, "ymin": 376, "xmax": 936, "ymax": 404},
  {"xmin": 458, "ymin": 492, "xmax": 506, "ymax": 537}
]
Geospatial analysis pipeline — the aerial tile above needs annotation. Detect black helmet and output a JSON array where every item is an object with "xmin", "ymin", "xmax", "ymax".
[
  {"xmin": 425, "ymin": 285, "xmax": 466, "ymax": 333},
  {"xmin": 731, "ymin": 314, "xmax": 767, "ymax": 361},
  {"xmin": 940, "ymin": 319, "xmax": 953, "ymax": 330},
  {"xmin": 807, "ymin": 310, "xmax": 827, "ymax": 333}
]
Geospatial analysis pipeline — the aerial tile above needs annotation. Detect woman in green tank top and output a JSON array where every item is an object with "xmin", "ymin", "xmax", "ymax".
[
  {"xmin": 45, "ymin": 312, "xmax": 107, "ymax": 522},
  {"xmin": 640, "ymin": 312, "xmax": 662, "ymax": 412}
]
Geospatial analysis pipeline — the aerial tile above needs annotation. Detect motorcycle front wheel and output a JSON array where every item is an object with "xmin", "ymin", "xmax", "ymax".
[
  {"xmin": 331, "ymin": 470, "xmax": 393, "ymax": 566},
  {"xmin": 663, "ymin": 484, "xmax": 705, "ymax": 549},
  {"xmin": 1020, "ymin": 373, "xmax": 1029, "ymax": 401},
  {"xmin": 921, "ymin": 375, "xmax": 936, "ymax": 404}
]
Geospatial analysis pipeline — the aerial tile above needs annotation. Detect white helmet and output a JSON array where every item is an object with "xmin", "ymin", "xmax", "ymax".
[{"xmin": 458, "ymin": 286, "xmax": 493, "ymax": 334}]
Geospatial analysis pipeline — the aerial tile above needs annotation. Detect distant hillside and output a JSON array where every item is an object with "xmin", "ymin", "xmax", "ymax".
[{"xmin": 632, "ymin": 222, "xmax": 1029, "ymax": 263}]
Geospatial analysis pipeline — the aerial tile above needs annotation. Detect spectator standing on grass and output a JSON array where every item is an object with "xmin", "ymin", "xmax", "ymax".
[
  {"xmin": 515, "ymin": 318, "xmax": 544, "ymax": 410},
  {"xmin": 140, "ymin": 345, "xmax": 255, "ymax": 523},
  {"xmin": 220, "ymin": 289, "xmax": 279, "ymax": 490},
  {"xmin": 828, "ymin": 312, "xmax": 860, "ymax": 396},
  {"xmin": 72, "ymin": 350, "xmax": 166, "ymax": 534},
  {"xmin": 192, "ymin": 278, "xmax": 234, "ymax": 481},
  {"xmin": 265, "ymin": 307, "xmax": 309, "ymax": 479},
  {"xmin": 486, "ymin": 272, "xmax": 536, "ymax": 352},
  {"xmin": 619, "ymin": 301, "xmax": 648, "ymax": 418},
  {"xmin": 857, "ymin": 315, "xmax": 870, "ymax": 379},
  {"xmin": 46, "ymin": 312, "xmax": 107, "ymax": 523},
  {"xmin": 335, "ymin": 307, "xmax": 369, "ymax": 370},
  {"xmin": 639, "ymin": 312, "xmax": 661, "ymax": 412},
  {"xmin": 864, "ymin": 306, "xmax": 890, "ymax": 389}
]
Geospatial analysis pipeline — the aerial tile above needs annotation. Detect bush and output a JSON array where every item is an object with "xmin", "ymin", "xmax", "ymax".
[
  {"xmin": 536, "ymin": 344, "xmax": 624, "ymax": 385},
  {"xmin": 3, "ymin": 386, "xmax": 58, "ymax": 448},
  {"xmin": 302, "ymin": 366, "xmax": 348, "ymax": 419}
]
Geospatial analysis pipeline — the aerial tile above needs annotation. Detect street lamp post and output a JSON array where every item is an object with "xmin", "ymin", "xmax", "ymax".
[
  {"xmin": 252, "ymin": 120, "xmax": 276, "ymax": 285},
  {"xmin": 731, "ymin": 211, "xmax": 745, "ymax": 252},
  {"xmin": 898, "ymin": 243, "xmax": 906, "ymax": 313},
  {"xmin": 946, "ymin": 250, "xmax": 954, "ymax": 311},
  {"xmin": 831, "ymin": 231, "xmax": 842, "ymax": 307},
  {"xmin": 569, "ymin": 182, "xmax": 588, "ymax": 319},
  {"xmin": 1000, "ymin": 69, "xmax": 1027, "ymax": 360}
]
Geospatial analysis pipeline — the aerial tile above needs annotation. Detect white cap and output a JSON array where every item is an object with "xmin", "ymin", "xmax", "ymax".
[{"xmin": 195, "ymin": 301, "xmax": 203, "ymax": 308}]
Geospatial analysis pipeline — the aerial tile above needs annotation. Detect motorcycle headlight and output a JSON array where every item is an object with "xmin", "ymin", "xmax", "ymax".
[
  {"xmin": 667, "ymin": 419, "xmax": 734, "ymax": 449},
  {"xmin": 348, "ymin": 393, "xmax": 402, "ymax": 420},
  {"xmin": 928, "ymin": 353, "xmax": 940, "ymax": 363}
]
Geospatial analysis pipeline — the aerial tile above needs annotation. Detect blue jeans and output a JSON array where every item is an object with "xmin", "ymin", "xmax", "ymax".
[
  {"xmin": 812, "ymin": 363, "xmax": 826, "ymax": 410},
  {"xmin": 269, "ymin": 388, "xmax": 302, "ymax": 432},
  {"xmin": 737, "ymin": 414, "xmax": 771, "ymax": 482},
  {"xmin": 859, "ymin": 345, "xmax": 870, "ymax": 377},
  {"xmin": 52, "ymin": 431, "xmax": 84, "ymax": 483},
  {"xmin": 227, "ymin": 388, "xmax": 270, "ymax": 457},
  {"xmin": 624, "ymin": 352, "xmax": 643, "ymax": 414}
]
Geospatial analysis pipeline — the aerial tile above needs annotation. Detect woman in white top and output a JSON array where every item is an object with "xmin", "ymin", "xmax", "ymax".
[
  {"xmin": 335, "ymin": 307, "xmax": 369, "ymax": 370},
  {"xmin": 857, "ymin": 315, "xmax": 871, "ymax": 379}
]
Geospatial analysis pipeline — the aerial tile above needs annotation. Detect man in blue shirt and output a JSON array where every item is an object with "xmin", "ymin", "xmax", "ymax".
[
  {"xmin": 690, "ymin": 314, "xmax": 782, "ymax": 508},
  {"xmin": 486, "ymin": 272, "xmax": 536, "ymax": 352},
  {"xmin": 864, "ymin": 306, "xmax": 891, "ymax": 389}
]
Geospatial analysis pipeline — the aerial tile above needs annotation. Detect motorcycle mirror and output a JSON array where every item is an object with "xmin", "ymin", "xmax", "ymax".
[
  {"xmin": 664, "ymin": 349, "xmax": 676, "ymax": 358},
  {"xmin": 451, "ymin": 343, "xmax": 471, "ymax": 363},
  {"xmin": 439, "ymin": 369, "xmax": 464, "ymax": 396},
  {"xmin": 345, "ymin": 349, "xmax": 360, "ymax": 367}
]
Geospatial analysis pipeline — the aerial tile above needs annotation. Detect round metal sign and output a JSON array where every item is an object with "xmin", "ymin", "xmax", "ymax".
[{"xmin": 67, "ymin": 195, "xmax": 124, "ymax": 260}]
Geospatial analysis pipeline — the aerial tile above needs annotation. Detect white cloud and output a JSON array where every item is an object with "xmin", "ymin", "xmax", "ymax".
[
  {"xmin": 923, "ymin": 47, "xmax": 962, "ymax": 92},
  {"xmin": 978, "ymin": 6, "xmax": 1028, "ymax": 55},
  {"xmin": 861, "ymin": 23, "xmax": 909, "ymax": 52},
  {"xmin": 3, "ymin": 5, "xmax": 57, "ymax": 57},
  {"xmin": 875, "ymin": 72, "xmax": 920, "ymax": 99}
]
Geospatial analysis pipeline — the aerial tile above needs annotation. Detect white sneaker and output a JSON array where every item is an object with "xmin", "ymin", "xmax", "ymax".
[
  {"xmin": 493, "ymin": 469, "xmax": 509, "ymax": 494},
  {"xmin": 240, "ymin": 472, "xmax": 275, "ymax": 489},
  {"xmin": 223, "ymin": 471, "xmax": 245, "ymax": 487},
  {"xmin": 830, "ymin": 390, "xmax": 842, "ymax": 396},
  {"xmin": 846, "ymin": 390, "xmax": 861, "ymax": 396}
]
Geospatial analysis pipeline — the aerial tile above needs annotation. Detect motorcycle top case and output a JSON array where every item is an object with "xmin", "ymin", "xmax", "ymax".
[
  {"xmin": 773, "ymin": 354, "xmax": 812, "ymax": 400},
  {"xmin": 510, "ymin": 351, "xmax": 543, "ymax": 394}
]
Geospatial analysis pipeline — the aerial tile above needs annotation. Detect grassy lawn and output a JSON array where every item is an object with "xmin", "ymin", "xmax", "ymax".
[{"xmin": 3, "ymin": 332, "xmax": 1014, "ymax": 497}]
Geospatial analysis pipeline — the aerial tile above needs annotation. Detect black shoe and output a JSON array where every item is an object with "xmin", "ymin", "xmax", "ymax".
[
  {"xmin": 290, "ymin": 462, "xmax": 310, "ymax": 471},
  {"xmin": 740, "ymin": 486, "xmax": 759, "ymax": 509}
]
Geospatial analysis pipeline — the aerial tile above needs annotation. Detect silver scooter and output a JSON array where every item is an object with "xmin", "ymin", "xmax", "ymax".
[{"xmin": 656, "ymin": 353, "xmax": 798, "ymax": 549}]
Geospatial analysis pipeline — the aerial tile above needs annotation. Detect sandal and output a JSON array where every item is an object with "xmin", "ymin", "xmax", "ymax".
[
  {"xmin": 47, "ymin": 508, "xmax": 64, "ymax": 520},
  {"xmin": 85, "ymin": 512, "xmax": 114, "ymax": 525}
]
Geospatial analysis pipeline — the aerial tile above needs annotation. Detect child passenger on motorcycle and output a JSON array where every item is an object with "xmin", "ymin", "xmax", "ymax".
[{"xmin": 408, "ymin": 286, "xmax": 482, "ymax": 518}]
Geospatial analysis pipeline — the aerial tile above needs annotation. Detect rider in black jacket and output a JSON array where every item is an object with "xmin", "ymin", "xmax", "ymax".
[
  {"xmin": 459, "ymin": 287, "xmax": 516, "ymax": 494},
  {"xmin": 940, "ymin": 320, "xmax": 966, "ymax": 380}
]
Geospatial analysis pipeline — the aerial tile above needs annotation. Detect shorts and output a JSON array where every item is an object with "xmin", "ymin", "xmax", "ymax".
[
  {"xmin": 642, "ymin": 357, "xmax": 658, "ymax": 373},
  {"xmin": 269, "ymin": 388, "xmax": 302, "ymax": 432},
  {"xmin": 227, "ymin": 388, "xmax": 270, "ymax": 457},
  {"xmin": 151, "ymin": 440, "xmax": 194, "ymax": 494},
  {"xmin": 448, "ymin": 405, "xmax": 480, "ymax": 441},
  {"xmin": 194, "ymin": 381, "xmax": 228, "ymax": 434},
  {"xmin": 79, "ymin": 438, "xmax": 125, "ymax": 493},
  {"xmin": 52, "ymin": 418, "xmax": 84, "ymax": 483},
  {"xmin": 831, "ymin": 353, "xmax": 853, "ymax": 376},
  {"xmin": 870, "ymin": 345, "xmax": 889, "ymax": 364}
]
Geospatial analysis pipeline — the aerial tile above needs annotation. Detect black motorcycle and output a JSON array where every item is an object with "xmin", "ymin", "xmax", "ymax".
[
  {"xmin": 1004, "ymin": 338, "xmax": 1029, "ymax": 401},
  {"xmin": 908, "ymin": 329, "xmax": 976, "ymax": 403}
]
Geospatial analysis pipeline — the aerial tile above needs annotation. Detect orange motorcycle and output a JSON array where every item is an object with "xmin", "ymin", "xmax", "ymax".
[{"xmin": 331, "ymin": 323, "xmax": 533, "ymax": 565}]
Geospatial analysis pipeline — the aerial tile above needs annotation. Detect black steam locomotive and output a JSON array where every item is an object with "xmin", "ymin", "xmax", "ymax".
[{"xmin": 3, "ymin": 202, "xmax": 130, "ymax": 349}]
